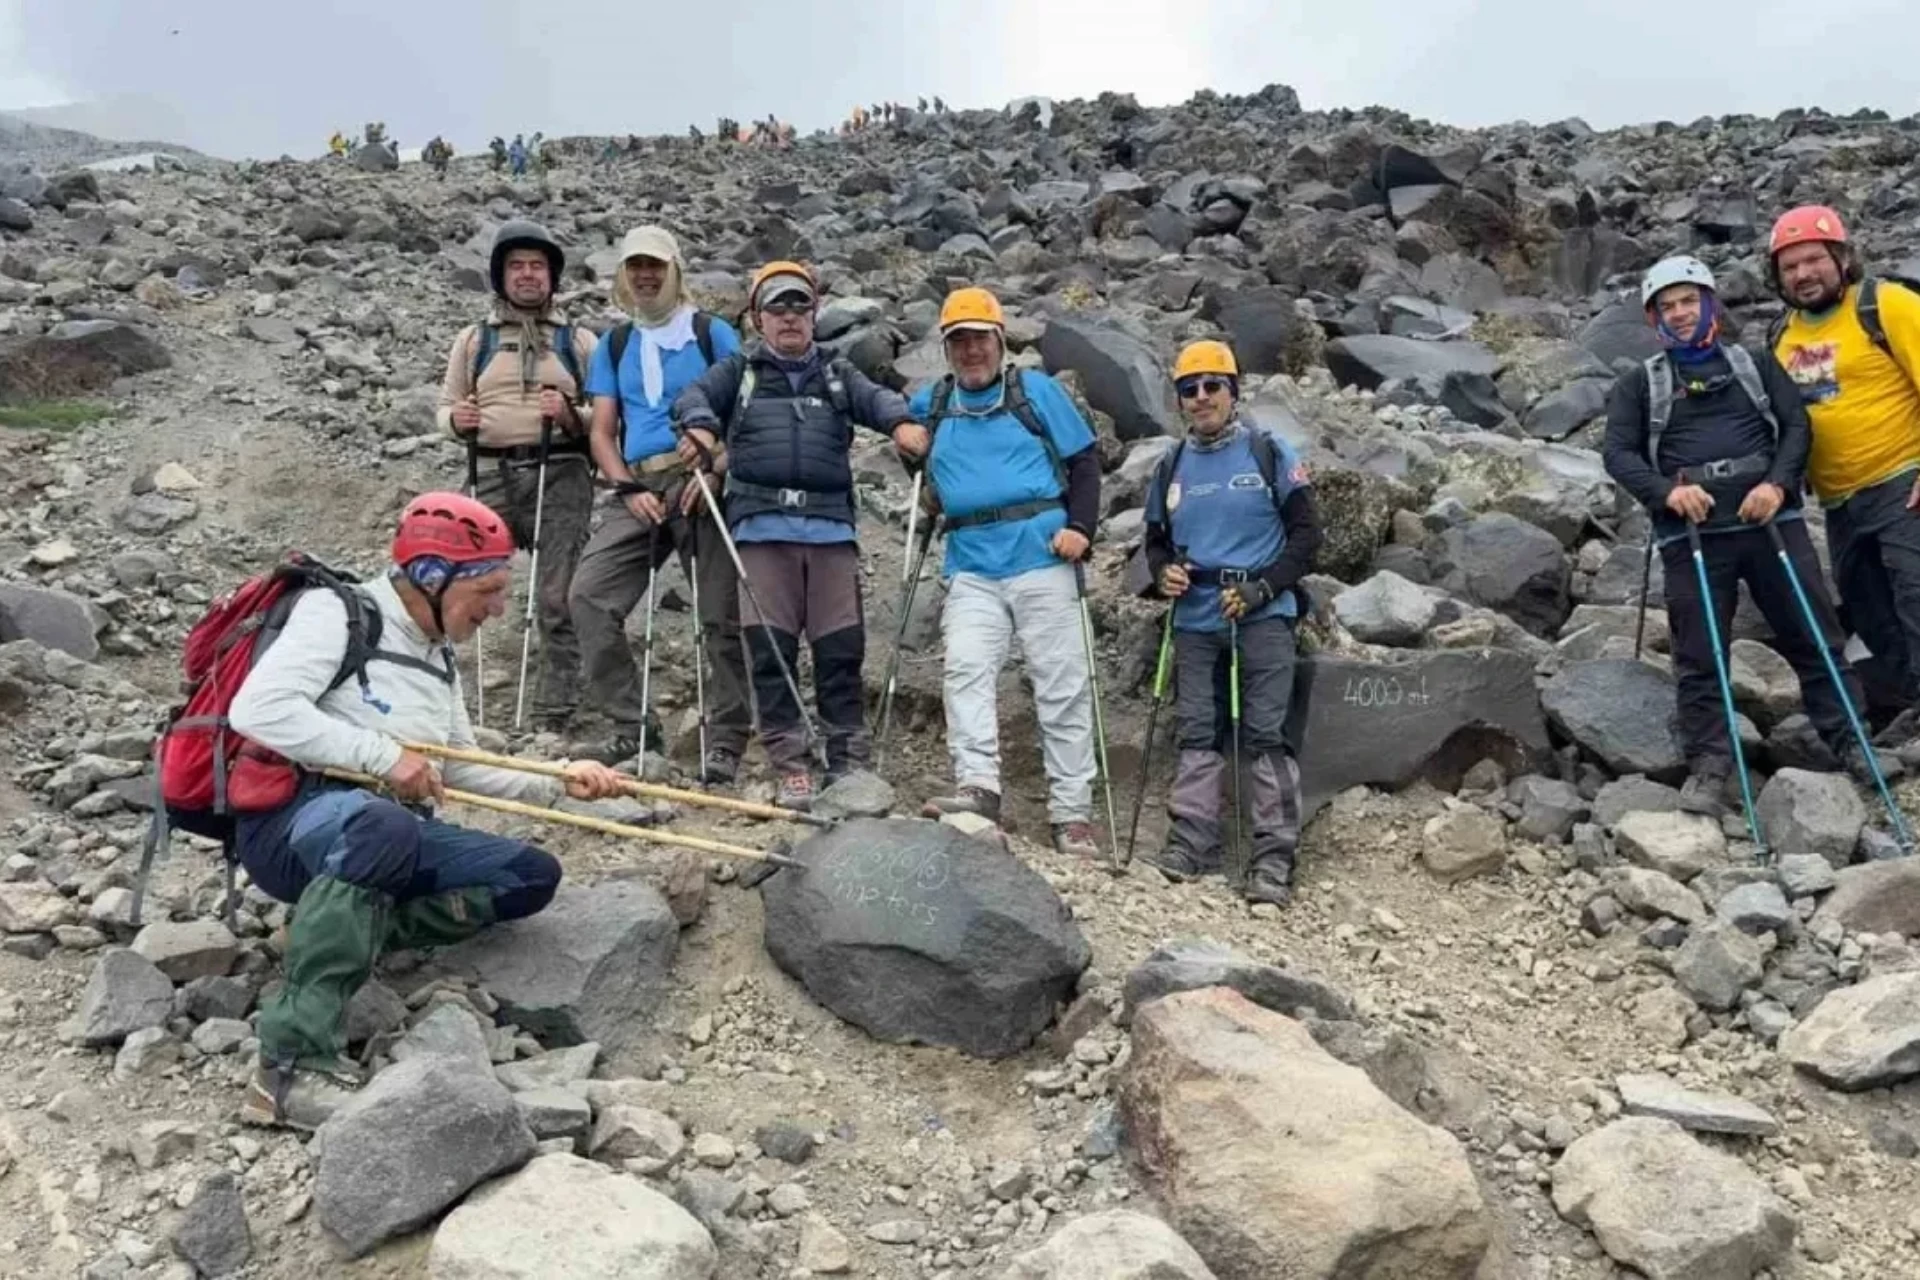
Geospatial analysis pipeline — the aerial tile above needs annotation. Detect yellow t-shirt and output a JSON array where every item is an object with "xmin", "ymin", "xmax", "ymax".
[{"xmin": 1775, "ymin": 281, "xmax": 1920, "ymax": 503}]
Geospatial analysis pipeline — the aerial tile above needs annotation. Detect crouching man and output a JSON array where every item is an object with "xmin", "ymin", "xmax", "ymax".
[{"xmin": 228, "ymin": 492, "xmax": 623, "ymax": 1129}]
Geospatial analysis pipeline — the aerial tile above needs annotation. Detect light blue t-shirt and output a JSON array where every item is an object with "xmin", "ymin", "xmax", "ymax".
[
  {"xmin": 909, "ymin": 369, "xmax": 1097, "ymax": 580},
  {"xmin": 1148, "ymin": 421, "xmax": 1308, "ymax": 634},
  {"xmin": 586, "ymin": 313, "xmax": 741, "ymax": 464}
]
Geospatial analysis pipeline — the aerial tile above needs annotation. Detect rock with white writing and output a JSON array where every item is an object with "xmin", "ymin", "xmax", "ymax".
[
  {"xmin": 1292, "ymin": 650, "xmax": 1551, "ymax": 819},
  {"xmin": 761, "ymin": 818, "xmax": 1090, "ymax": 1059}
]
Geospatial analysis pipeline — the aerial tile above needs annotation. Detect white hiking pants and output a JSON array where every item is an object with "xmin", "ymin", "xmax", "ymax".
[{"xmin": 940, "ymin": 563, "xmax": 1096, "ymax": 824}]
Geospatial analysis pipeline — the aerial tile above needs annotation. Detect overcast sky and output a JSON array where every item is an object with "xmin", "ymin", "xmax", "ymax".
[{"xmin": 3, "ymin": 0, "xmax": 1916, "ymax": 160}]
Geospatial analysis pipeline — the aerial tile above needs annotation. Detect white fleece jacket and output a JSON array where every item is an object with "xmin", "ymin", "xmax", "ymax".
[{"xmin": 228, "ymin": 573, "xmax": 558, "ymax": 806}]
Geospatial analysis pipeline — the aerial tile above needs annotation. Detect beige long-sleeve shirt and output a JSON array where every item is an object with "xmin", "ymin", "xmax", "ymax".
[
  {"xmin": 434, "ymin": 320, "xmax": 598, "ymax": 449},
  {"xmin": 229, "ymin": 574, "xmax": 558, "ymax": 805}
]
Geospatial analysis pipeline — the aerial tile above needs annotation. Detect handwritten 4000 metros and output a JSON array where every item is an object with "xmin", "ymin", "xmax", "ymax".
[
  {"xmin": 820, "ymin": 839, "xmax": 953, "ymax": 927},
  {"xmin": 1341, "ymin": 673, "xmax": 1433, "ymax": 709}
]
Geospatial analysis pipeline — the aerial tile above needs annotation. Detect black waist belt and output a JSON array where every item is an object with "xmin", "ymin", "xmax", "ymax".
[
  {"xmin": 475, "ymin": 439, "xmax": 589, "ymax": 462},
  {"xmin": 943, "ymin": 497, "xmax": 1062, "ymax": 531},
  {"xmin": 1194, "ymin": 567, "xmax": 1258, "ymax": 585},
  {"xmin": 726, "ymin": 479, "xmax": 848, "ymax": 509},
  {"xmin": 1669, "ymin": 454, "xmax": 1771, "ymax": 482}
]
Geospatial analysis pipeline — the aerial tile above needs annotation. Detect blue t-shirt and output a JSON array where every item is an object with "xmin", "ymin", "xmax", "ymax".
[
  {"xmin": 1150, "ymin": 421, "xmax": 1308, "ymax": 634},
  {"xmin": 586, "ymin": 314, "xmax": 741, "ymax": 464},
  {"xmin": 909, "ymin": 369, "xmax": 1097, "ymax": 580}
]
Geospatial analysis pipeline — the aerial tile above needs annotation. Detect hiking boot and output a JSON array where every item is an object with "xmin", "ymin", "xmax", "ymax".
[
  {"xmin": 1679, "ymin": 760, "xmax": 1737, "ymax": 816},
  {"xmin": 1140, "ymin": 842, "xmax": 1221, "ymax": 882},
  {"xmin": 1842, "ymin": 743, "xmax": 1902, "ymax": 789},
  {"xmin": 241, "ymin": 1056, "xmax": 363, "ymax": 1132},
  {"xmin": 921, "ymin": 786, "xmax": 1002, "ymax": 824},
  {"xmin": 777, "ymin": 771, "xmax": 815, "ymax": 813},
  {"xmin": 700, "ymin": 745, "xmax": 741, "ymax": 786},
  {"xmin": 1052, "ymin": 821, "xmax": 1102, "ymax": 861},
  {"xmin": 581, "ymin": 733, "xmax": 644, "ymax": 769},
  {"xmin": 1244, "ymin": 854, "xmax": 1295, "ymax": 907}
]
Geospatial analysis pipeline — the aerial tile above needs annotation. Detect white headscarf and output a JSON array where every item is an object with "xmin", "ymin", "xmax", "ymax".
[{"xmin": 613, "ymin": 225, "xmax": 697, "ymax": 404}]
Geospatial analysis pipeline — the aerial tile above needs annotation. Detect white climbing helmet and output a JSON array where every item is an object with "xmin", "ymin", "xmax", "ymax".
[{"xmin": 1640, "ymin": 255, "xmax": 1717, "ymax": 308}]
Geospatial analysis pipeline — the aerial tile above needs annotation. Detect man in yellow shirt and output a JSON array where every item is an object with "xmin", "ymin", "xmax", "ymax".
[{"xmin": 1771, "ymin": 204, "xmax": 1920, "ymax": 732}]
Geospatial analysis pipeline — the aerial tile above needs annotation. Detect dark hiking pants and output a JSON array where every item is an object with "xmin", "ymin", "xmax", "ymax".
[
  {"xmin": 737, "ymin": 541, "xmax": 867, "ymax": 773},
  {"xmin": 1659, "ymin": 519, "xmax": 1863, "ymax": 766},
  {"xmin": 569, "ymin": 486, "xmax": 750, "ymax": 754},
  {"xmin": 474, "ymin": 452, "xmax": 592, "ymax": 722},
  {"xmin": 1828, "ymin": 470, "xmax": 1920, "ymax": 704},
  {"xmin": 1166, "ymin": 617, "xmax": 1301, "ymax": 870}
]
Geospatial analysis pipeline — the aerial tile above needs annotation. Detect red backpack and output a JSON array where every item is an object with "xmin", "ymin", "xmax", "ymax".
[{"xmin": 135, "ymin": 554, "xmax": 384, "ymax": 925}]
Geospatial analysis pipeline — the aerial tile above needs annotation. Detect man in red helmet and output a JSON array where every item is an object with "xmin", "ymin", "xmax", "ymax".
[
  {"xmin": 1771, "ymin": 205, "xmax": 1920, "ymax": 731},
  {"xmin": 225, "ymin": 492, "xmax": 625, "ymax": 1130}
]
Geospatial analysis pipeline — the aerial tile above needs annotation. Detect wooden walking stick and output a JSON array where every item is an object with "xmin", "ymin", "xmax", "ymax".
[
  {"xmin": 321, "ymin": 768, "xmax": 797, "ymax": 866},
  {"xmin": 399, "ymin": 740, "xmax": 832, "ymax": 827}
]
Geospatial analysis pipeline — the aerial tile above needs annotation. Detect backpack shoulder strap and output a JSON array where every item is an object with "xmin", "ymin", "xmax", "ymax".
[
  {"xmin": 469, "ymin": 323, "xmax": 499, "ymax": 392},
  {"xmin": 1767, "ymin": 312, "xmax": 1789, "ymax": 354},
  {"xmin": 606, "ymin": 321, "xmax": 633, "ymax": 411},
  {"xmin": 1858, "ymin": 277, "xmax": 1889, "ymax": 354},
  {"xmin": 727, "ymin": 360, "xmax": 758, "ymax": 436},
  {"xmin": 693, "ymin": 312, "xmax": 716, "ymax": 366},
  {"xmin": 823, "ymin": 358, "xmax": 853, "ymax": 416},
  {"xmin": 1246, "ymin": 427, "xmax": 1291, "ymax": 516},
  {"xmin": 1005, "ymin": 370, "xmax": 1066, "ymax": 489},
  {"xmin": 1147, "ymin": 440, "xmax": 1187, "ymax": 525},
  {"xmin": 1643, "ymin": 354, "xmax": 1674, "ymax": 468},
  {"xmin": 552, "ymin": 324, "xmax": 585, "ymax": 393},
  {"xmin": 1724, "ymin": 344, "xmax": 1780, "ymax": 440}
]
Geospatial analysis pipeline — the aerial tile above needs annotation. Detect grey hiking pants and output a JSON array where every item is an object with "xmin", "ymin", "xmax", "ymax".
[
  {"xmin": 473, "ymin": 451, "xmax": 591, "ymax": 722},
  {"xmin": 941, "ymin": 563, "xmax": 1096, "ymax": 825},
  {"xmin": 1167, "ymin": 617, "xmax": 1301, "ymax": 869},
  {"xmin": 568, "ymin": 483, "xmax": 751, "ymax": 755}
]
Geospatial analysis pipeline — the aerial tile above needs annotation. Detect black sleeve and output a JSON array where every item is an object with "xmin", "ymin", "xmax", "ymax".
[
  {"xmin": 1063, "ymin": 447, "xmax": 1100, "ymax": 541},
  {"xmin": 1140, "ymin": 462, "xmax": 1176, "ymax": 597},
  {"xmin": 1758, "ymin": 349, "xmax": 1811, "ymax": 495},
  {"xmin": 1257, "ymin": 487, "xmax": 1322, "ymax": 597},
  {"xmin": 1601, "ymin": 368, "xmax": 1672, "ymax": 513},
  {"xmin": 671, "ymin": 353, "xmax": 746, "ymax": 440}
]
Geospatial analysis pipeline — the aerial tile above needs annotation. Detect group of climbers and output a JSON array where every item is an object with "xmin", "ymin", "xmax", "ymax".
[{"xmin": 1603, "ymin": 205, "xmax": 1920, "ymax": 845}]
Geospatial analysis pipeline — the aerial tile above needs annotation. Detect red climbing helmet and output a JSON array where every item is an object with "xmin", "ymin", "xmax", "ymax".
[
  {"xmin": 1769, "ymin": 205, "xmax": 1849, "ymax": 257},
  {"xmin": 391, "ymin": 491, "xmax": 514, "ymax": 568}
]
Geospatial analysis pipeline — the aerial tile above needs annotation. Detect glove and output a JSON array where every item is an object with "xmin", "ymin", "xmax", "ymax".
[{"xmin": 1221, "ymin": 579, "xmax": 1274, "ymax": 620}]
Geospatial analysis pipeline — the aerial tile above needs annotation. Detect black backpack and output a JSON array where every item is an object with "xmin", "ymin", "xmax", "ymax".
[
  {"xmin": 603, "ymin": 312, "xmax": 720, "ymax": 416},
  {"xmin": 1768, "ymin": 275, "xmax": 1920, "ymax": 376},
  {"xmin": 924, "ymin": 369, "xmax": 1067, "ymax": 491}
]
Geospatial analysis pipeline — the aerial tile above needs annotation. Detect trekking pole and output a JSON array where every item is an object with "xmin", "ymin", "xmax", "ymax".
[
  {"xmin": 688, "ymin": 467, "xmax": 824, "ymax": 765},
  {"xmin": 634, "ymin": 521, "xmax": 661, "ymax": 777},
  {"xmin": 513, "ymin": 411, "xmax": 555, "ymax": 731},
  {"xmin": 1073, "ymin": 562, "xmax": 1122, "ymax": 860},
  {"xmin": 877, "ymin": 481, "xmax": 937, "ymax": 771},
  {"xmin": 398, "ymin": 741, "xmax": 831, "ymax": 826},
  {"xmin": 688, "ymin": 539, "xmax": 710, "ymax": 780},
  {"xmin": 1763, "ymin": 520, "xmax": 1914, "ymax": 851},
  {"xmin": 1684, "ymin": 514, "xmax": 1767, "ymax": 857},
  {"xmin": 465, "ymin": 437, "xmax": 487, "ymax": 728},
  {"xmin": 1122, "ymin": 607, "xmax": 1176, "ymax": 868},
  {"xmin": 1632, "ymin": 538, "xmax": 1656, "ymax": 662},
  {"xmin": 1229, "ymin": 615, "xmax": 1247, "ymax": 886}
]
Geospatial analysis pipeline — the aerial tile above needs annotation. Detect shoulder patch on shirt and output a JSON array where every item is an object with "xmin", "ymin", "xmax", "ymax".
[{"xmin": 1229, "ymin": 472, "xmax": 1267, "ymax": 490}]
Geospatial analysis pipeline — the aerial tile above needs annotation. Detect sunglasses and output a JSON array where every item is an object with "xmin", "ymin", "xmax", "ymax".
[
  {"xmin": 1177, "ymin": 376, "xmax": 1232, "ymax": 400},
  {"xmin": 760, "ymin": 299, "xmax": 814, "ymax": 317}
]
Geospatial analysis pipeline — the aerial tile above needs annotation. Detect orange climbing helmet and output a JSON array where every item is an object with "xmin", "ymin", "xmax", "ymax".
[
  {"xmin": 1769, "ymin": 205, "xmax": 1849, "ymax": 256},
  {"xmin": 1173, "ymin": 339, "xmax": 1239, "ymax": 382},
  {"xmin": 748, "ymin": 260, "xmax": 817, "ymax": 310},
  {"xmin": 938, "ymin": 286, "xmax": 1005, "ymax": 334}
]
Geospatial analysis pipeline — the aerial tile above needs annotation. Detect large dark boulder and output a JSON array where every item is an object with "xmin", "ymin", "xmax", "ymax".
[
  {"xmin": 0, "ymin": 320, "xmax": 171, "ymax": 401},
  {"xmin": 1039, "ymin": 314, "xmax": 1176, "ymax": 440},
  {"xmin": 1575, "ymin": 302, "xmax": 1663, "ymax": 369},
  {"xmin": 1323, "ymin": 335, "xmax": 1501, "ymax": 393},
  {"xmin": 1291, "ymin": 649, "xmax": 1552, "ymax": 818},
  {"xmin": 1542, "ymin": 658, "xmax": 1687, "ymax": 779},
  {"xmin": 1433, "ymin": 513, "xmax": 1571, "ymax": 636},
  {"xmin": 1198, "ymin": 285, "xmax": 1321, "ymax": 376},
  {"xmin": 762, "ymin": 818, "xmax": 1090, "ymax": 1059},
  {"xmin": 0, "ymin": 583, "xmax": 103, "ymax": 661}
]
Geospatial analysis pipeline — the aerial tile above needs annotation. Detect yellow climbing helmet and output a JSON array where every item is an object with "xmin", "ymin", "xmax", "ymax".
[
  {"xmin": 748, "ymin": 260, "xmax": 817, "ymax": 310},
  {"xmin": 938, "ymin": 286, "xmax": 1006, "ymax": 334},
  {"xmin": 1173, "ymin": 339, "xmax": 1239, "ymax": 382}
]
